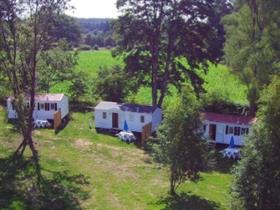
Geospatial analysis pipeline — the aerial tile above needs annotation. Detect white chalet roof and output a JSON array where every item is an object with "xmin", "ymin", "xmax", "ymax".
[
  {"xmin": 95, "ymin": 101, "xmax": 158, "ymax": 114},
  {"xmin": 95, "ymin": 101, "xmax": 120, "ymax": 110},
  {"xmin": 35, "ymin": 93, "xmax": 65, "ymax": 102},
  {"xmin": 8, "ymin": 93, "xmax": 65, "ymax": 102}
]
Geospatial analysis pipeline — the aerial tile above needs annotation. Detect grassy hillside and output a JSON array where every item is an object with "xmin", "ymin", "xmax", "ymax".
[
  {"xmin": 0, "ymin": 106, "xmax": 233, "ymax": 210},
  {"xmin": 52, "ymin": 50, "xmax": 247, "ymax": 106}
]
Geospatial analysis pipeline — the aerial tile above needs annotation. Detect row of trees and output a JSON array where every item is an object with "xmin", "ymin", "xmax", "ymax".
[
  {"xmin": 224, "ymin": 1, "xmax": 280, "ymax": 209},
  {"xmin": 79, "ymin": 18, "xmax": 116, "ymax": 49}
]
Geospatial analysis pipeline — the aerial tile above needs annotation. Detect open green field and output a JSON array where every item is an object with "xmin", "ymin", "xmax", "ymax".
[
  {"xmin": 51, "ymin": 50, "xmax": 248, "ymax": 106},
  {"xmin": 0, "ymin": 106, "xmax": 233, "ymax": 210},
  {"xmin": 74, "ymin": 50, "xmax": 123, "ymax": 77}
]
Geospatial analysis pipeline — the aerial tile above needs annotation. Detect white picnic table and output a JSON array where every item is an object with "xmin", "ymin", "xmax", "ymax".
[
  {"xmin": 116, "ymin": 131, "xmax": 136, "ymax": 143},
  {"xmin": 220, "ymin": 148, "xmax": 241, "ymax": 159},
  {"xmin": 33, "ymin": 120, "xmax": 51, "ymax": 128}
]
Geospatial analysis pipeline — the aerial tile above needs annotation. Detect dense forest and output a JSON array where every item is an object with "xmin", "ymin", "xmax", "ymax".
[{"xmin": 76, "ymin": 18, "xmax": 116, "ymax": 49}]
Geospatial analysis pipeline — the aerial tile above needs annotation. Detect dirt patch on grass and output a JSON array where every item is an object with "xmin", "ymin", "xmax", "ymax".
[{"xmin": 74, "ymin": 139, "xmax": 93, "ymax": 150}]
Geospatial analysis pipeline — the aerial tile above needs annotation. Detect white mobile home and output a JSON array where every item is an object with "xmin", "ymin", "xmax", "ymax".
[
  {"xmin": 201, "ymin": 112, "xmax": 257, "ymax": 146},
  {"xmin": 94, "ymin": 101, "xmax": 162, "ymax": 133},
  {"xmin": 7, "ymin": 93, "xmax": 69, "ymax": 122}
]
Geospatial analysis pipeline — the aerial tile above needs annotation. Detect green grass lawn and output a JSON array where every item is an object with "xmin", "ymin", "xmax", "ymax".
[
  {"xmin": 0, "ymin": 106, "xmax": 233, "ymax": 210},
  {"xmin": 74, "ymin": 50, "xmax": 123, "ymax": 77},
  {"xmin": 0, "ymin": 50, "xmax": 239, "ymax": 209}
]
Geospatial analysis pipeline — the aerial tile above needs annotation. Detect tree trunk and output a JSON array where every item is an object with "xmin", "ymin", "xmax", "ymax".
[
  {"xmin": 170, "ymin": 172, "xmax": 176, "ymax": 195},
  {"xmin": 157, "ymin": 34, "xmax": 173, "ymax": 108},
  {"xmin": 151, "ymin": 44, "xmax": 159, "ymax": 108},
  {"xmin": 157, "ymin": 67, "xmax": 169, "ymax": 108}
]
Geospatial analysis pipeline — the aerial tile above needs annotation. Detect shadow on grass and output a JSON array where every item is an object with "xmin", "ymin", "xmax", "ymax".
[
  {"xmin": 209, "ymin": 146, "xmax": 238, "ymax": 174},
  {"xmin": 0, "ymin": 156, "xmax": 90, "ymax": 210},
  {"xmin": 157, "ymin": 192, "xmax": 220, "ymax": 210}
]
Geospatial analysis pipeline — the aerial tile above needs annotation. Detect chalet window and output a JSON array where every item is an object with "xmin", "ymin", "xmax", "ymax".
[
  {"xmin": 203, "ymin": 124, "xmax": 207, "ymax": 132},
  {"xmin": 234, "ymin": 127, "xmax": 241, "ymax": 136},
  {"xmin": 246, "ymin": 128, "xmax": 249, "ymax": 135},
  {"xmin": 11, "ymin": 102, "xmax": 15, "ymax": 110},
  {"xmin": 225, "ymin": 126, "xmax": 229, "ymax": 134},
  {"xmin": 38, "ymin": 103, "xmax": 40, "ymax": 110},
  {"xmin": 140, "ymin": 115, "xmax": 145, "ymax": 123},
  {"xmin": 50, "ymin": 103, "xmax": 57, "ymax": 111},
  {"xmin": 45, "ymin": 103, "xmax": 50, "ymax": 111},
  {"xmin": 40, "ymin": 104, "xmax": 44, "ymax": 110},
  {"xmin": 229, "ymin": 126, "xmax": 234, "ymax": 134},
  {"xmin": 102, "ymin": 112, "xmax": 107, "ymax": 119}
]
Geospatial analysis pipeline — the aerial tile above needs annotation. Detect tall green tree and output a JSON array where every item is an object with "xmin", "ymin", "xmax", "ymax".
[
  {"xmin": 224, "ymin": 0, "xmax": 280, "ymax": 115},
  {"xmin": 231, "ymin": 76, "xmax": 280, "ymax": 210},
  {"xmin": 0, "ymin": 0, "xmax": 70, "ymax": 159},
  {"xmin": 94, "ymin": 65, "xmax": 131, "ymax": 102},
  {"xmin": 69, "ymin": 72, "xmax": 89, "ymax": 102},
  {"xmin": 154, "ymin": 84, "xmax": 209, "ymax": 194},
  {"xmin": 115, "ymin": 0, "xmax": 232, "ymax": 107}
]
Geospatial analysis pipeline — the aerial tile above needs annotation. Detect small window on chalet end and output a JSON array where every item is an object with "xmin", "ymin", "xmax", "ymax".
[
  {"xmin": 11, "ymin": 102, "xmax": 15, "ymax": 110},
  {"xmin": 45, "ymin": 103, "xmax": 50, "ymax": 111},
  {"xmin": 102, "ymin": 112, "xmax": 107, "ymax": 119},
  {"xmin": 234, "ymin": 127, "xmax": 241, "ymax": 136},
  {"xmin": 140, "ymin": 115, "xmax": 145, "ymax": 123},
  {"xmin": 225, "ymin": 125, "xmax": 229, "ymax": 134},
  {"xmin": 37, "ymin": 103, "xmax": 40, "ymax": 110}
]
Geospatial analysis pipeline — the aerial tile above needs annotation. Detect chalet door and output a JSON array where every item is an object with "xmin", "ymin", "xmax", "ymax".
[
  {"xmin": 209, "ymin": 124, "xmax": 217, "ymax": 141},
  {"xmin": 112, "ymin": 113, "xmax": 119, "ymax": 129}
]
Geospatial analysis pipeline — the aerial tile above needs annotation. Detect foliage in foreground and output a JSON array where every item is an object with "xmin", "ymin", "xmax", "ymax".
[
  {"xmin": 0, "ymin": 0, "xmax": 69, "ymax": 159},
  {"xmin": 154, "ymin": 84, "xmax": 210, "ymax": 194},
  {"xmin": 224, "ymin": 0, "xmax": 280, "ymax": 114},
  {"xmin": 232, "ymin": 76, "xmax": 280, "ymax": 210}
]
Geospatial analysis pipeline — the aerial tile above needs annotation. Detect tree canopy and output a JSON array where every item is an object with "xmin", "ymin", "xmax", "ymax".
[
  {"xmin": 115, "ymin": 0, "xmax": 232, "ymax": 107},
  {"xmin": 224, "ymin": 0, "xmax": 280, "ymax": 115},
  {"xmin": 232, "ymin": 76, "xmax": 280, "ymax": 210}
]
